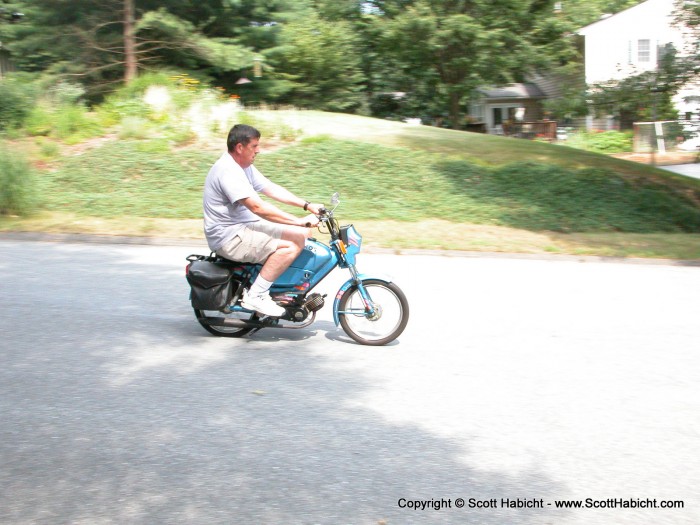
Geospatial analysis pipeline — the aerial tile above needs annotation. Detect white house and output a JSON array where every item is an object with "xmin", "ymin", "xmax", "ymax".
[{"xmin": 578, "ymin": 0, "xmax": 700, "ymax": 124}]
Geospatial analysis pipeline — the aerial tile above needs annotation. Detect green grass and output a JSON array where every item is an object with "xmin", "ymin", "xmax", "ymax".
[
  {"xmin": 5, "ymin": 110, "xmax": 700, "ymax": 259},
  {"xmin": 33, "ymin": 136, "xmax": 700, "ymax": 232}
]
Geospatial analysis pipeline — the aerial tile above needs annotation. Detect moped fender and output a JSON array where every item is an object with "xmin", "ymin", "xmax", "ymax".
[{"xmin": 332, "ymin": 273, "xmax": 394, "ymax": 326}]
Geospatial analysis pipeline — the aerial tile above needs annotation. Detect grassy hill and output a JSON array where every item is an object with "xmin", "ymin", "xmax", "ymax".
[{"xmin": 2, "ymin": 109, "xmax": 700, "ymax": 260}]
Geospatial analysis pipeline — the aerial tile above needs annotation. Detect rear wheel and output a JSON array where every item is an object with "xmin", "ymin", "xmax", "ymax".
[
  {"xmin": 338, "ymin": 279, "xmax": 409, "ymax": 346},
  {"xmin": 194, "ymin": 309, "xmax": 257, "ymax": 338}
]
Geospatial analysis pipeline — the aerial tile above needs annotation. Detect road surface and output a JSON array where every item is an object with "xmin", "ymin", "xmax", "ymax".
[{"xmin": 1, "ymin": 239, "xmax": 699, "ymax": 524}]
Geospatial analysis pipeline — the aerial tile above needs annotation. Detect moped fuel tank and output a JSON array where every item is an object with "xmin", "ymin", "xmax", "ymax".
[{"xmin": 274, "ymin": 240, "xmax": 335, "ymax": 290}]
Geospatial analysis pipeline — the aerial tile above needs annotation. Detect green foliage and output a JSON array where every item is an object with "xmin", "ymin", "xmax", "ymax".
[
  {"xmin": 46, "ymin": 81, "xmax": 86, "ymax": 106},
  {"xmin": 134, "ymin": 9, "xmax": 255, "ymax": 73},
  {"xmin": 0, "ymin": 142, "xmax": 35, "ymax": 216},
  {"xmin": 0, "ymin": 76, "xmax": 35, "ymax": 131},
  {"xmin": 34, "ymin": 137, "xmax": 60, "ymax": 159},
  {"xmin": 565, "ymin": 130, "xmax": 633, "ymax": 154},
  {"xmin": 118, "ymin": 117, "xmax": 153, "ymax": 140},
  {"xmin": 24, "ymin": 101, "xmax": 103, "ymax": 143},
  {"xmin": 37, "ymin": 135, "xmax": 700, "ymax": 234},
  {"xmin": 266, "ymin": 13, "xmax": 366, "ymax": 112},
  {"xmin": 109, "ymin": 71, "xmax": 178, "ymax": 100},
  {"xmin": 38, "ymin": 140, "xmax": 211, "ymax": 219},
  {"xmin": 376, "ymin": 0, "xmax": 564, "ymax": 128},
  {"xmin": 588, "ymin": 43, "xmax": 692, "ymax": 125},
  {"xmin": 6, "ymin": 0, "xmax": 687, "ymax": 128}
]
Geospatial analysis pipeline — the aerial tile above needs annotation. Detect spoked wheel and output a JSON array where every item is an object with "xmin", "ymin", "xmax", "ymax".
[
  {"xmin": 194, "ymin": 308, "xmax": 258, "ymax": 338},
  {"xmin": 338, "ymin": 279, "xmax": 409, "ymax": 346}
]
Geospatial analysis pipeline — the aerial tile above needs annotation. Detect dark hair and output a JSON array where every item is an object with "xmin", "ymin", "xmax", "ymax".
[{"xmin": 227, "ymin": 124, "xmax": 261, "ymax": 152}]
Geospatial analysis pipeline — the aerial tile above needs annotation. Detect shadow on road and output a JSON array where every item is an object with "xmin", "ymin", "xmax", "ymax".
[{"xmin": 0, "ymin": 242, "xmax": 566, "ymax": 524}]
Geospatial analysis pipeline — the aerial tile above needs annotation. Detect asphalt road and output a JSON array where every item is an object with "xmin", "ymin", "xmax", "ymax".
[
  {"xmin": 1, "ymin": 239, "xmax": 699, "ymax": 525},
  {"xmin": 662, "ymin": 162, "xmax": 700, "ymax": 179}
]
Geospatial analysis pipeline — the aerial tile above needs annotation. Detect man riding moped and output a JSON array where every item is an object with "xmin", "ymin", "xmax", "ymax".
[{"xmin": 202, "ymin": 124, "xmax": 323, "ymax": 317}]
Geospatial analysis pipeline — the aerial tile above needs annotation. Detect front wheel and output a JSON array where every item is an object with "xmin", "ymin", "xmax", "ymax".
[{"xmin": 338, "ymin": 279, "xmax": 409, "ymax": 346}]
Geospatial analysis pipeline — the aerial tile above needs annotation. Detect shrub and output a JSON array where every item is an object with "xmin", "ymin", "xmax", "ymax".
[
  {"xmin": 566, "ymin": 130, "xmax": 633, "ymax": 154},
  {"xmin": 24, "ymin": 103, "xmax": 54, "ymax": 136},
  {"xmin": 25, "ymin": 102, "xmax": 104, "ymax": 143},
  {"xmin": 118, "ymin": 117, "xmax": 153, "ymax": 139},
  {"xmin": 0, "ymin": 78, "xmax": 33, "ymax": 131},
  {"xmin": 47, "ymin": 81, "xmax": 86, "ymax": 106},
  {"xmin": 0, "ymin": 143, "xmax": 35, "ymax": 216},
  {"xmin": 52, "ymin": 105, "xmax": 102, "ymax": 142}
]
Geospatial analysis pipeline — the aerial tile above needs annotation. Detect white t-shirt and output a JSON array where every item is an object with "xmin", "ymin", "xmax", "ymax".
[{"xmin": 203, "ymin": 152, "xmax": 271, "ymax": 251}]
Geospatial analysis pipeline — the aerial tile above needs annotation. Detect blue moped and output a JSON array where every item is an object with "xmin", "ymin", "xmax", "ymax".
[{"xmin": 186, "ymin": 193, "xmax": 409, "ymax": 345}]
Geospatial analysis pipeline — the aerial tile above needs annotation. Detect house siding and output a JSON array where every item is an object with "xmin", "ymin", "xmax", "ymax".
[{"xmin": 578, "ymin": 0, "xmax": 687, "ymax": 85}]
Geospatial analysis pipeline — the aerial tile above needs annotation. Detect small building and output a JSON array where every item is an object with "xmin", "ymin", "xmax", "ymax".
[
  {"xmin": 469, "ymin": 83, "xmax": 546, "ymax": 133},
  {"xmin": 468, "ymin": 80, "xmax": 559, "ymax": 139}
]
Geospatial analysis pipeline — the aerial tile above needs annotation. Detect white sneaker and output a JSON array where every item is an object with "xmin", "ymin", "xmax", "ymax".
[{"xmin": 241, "ymin": 290, "xmax": 285, "ymax": 317}]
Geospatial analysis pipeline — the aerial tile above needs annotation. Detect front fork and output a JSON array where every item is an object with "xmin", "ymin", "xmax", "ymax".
[
  {"xmin": 348, "ymin": 266, "xmax": 376, "ymax": 314},
  {"xmin": 332, "ymin": 266, "xmax": 388, "ymax": 326}
]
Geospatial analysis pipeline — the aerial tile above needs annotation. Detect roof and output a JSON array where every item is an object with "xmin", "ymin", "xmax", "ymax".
[
  {"xmin": 578, "ymin": 0, "xmax": 672, "ymax": 35},
  {"xmin": 478, "ymin": 83, "xmax": 546, "ymax": 100}
]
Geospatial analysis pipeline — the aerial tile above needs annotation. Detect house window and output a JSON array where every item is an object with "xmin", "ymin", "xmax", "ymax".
[
  {"xmin": 470, "ymin": 103, "xmax": 484, "ymax": 122},
  {"xmin": 638, "ymin": 39, "xmax": 650, "ymax": 62}
]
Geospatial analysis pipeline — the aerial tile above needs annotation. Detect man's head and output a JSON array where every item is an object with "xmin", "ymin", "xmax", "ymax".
[{"xmin": 227, "ymin": 124, "xmax": 261, "ymax": 168}]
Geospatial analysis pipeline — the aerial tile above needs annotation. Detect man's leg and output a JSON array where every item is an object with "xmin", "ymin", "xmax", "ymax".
[
  {"xmin": 257, "ymin": 227, "xmax": 308, "ymax": 282},
  {"xmin": 243, "ymin": 225, "xmax": 309, "ymax": 316},
  {"xmin": 217, "ymin": 223, "xmax": 309, "ymax": 317}
]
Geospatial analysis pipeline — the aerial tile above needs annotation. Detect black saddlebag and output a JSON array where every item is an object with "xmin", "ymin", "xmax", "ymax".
[{"xmin": 186, "ymin": 258, "xmax": 233, "ymax": 310}]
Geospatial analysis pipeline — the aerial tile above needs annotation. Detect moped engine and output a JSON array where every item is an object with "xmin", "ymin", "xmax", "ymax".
[
  {"xmin": 277, "ymin": 293, "xmax": 325, "ymax": 323},
  {"xmin": 303, "ymin": 293, "xmax": 325, "ymax": 313}
]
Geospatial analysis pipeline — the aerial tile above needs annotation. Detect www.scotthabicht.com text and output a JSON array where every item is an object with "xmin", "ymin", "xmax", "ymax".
[{"xmin": 397, "ymin": 497, "xmax": 685, "ymax": 511}]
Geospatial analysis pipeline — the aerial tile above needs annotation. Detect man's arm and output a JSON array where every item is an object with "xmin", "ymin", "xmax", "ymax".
[
  {"xmin": 240, "ymin": 193, "xmax": 318, "ymax": 227},
  {"xmin": 262, "ymin": 182, "xmax": 324, "ymax": 215}
]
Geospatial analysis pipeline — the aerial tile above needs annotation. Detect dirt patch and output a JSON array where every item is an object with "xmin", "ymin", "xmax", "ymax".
[
  {"xmin": 63, "ymin": 134, "xmax": 120, "ymax": 156},
  {"xmin": 611, "ymin": 151, "xmax": 698, "ymax": 166}
]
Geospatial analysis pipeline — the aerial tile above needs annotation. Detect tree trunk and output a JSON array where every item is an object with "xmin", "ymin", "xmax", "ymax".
[
  {"xmin": 124, "ymin": 0, "xmax": 137, "ymax": 83},
  {"xmin": 449, "ymin": 90, "xmax": 461, "ymax": 130}
]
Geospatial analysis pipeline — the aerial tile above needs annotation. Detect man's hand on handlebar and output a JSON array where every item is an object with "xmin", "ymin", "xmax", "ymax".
[
  {"xmin": 301, "ymin": 213, "xmax": 320, "ymax": 228},
  {"xmin": 305, "ymin": 202, "xmax": 324, "ymax": 215}
]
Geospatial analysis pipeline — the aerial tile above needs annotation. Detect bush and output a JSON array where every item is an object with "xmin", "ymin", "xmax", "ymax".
[
  {"xmin": 52, "ymin": 105, "xmax": 102, "ymax": 142},
  {"xmin": 118, "ymin": 117, "xmax": 153, "ymax": 139},
  {"xmin": 0, "ymin": 78, "xmax": 33, "ymax": 131},
  {"xmin": 566, "ymin": 130, "xmax": 633, "ymax": 154},
  {"xmin": 25, "ymin": 102, "xmax": 104, "ymax": 143},
  {"xmin": 47, "ymin": 81, "xmax": 86, "ymax": 106},
  {"xmin": 0, "ymin": 143, "xmax": 35, "ymax": 216}
]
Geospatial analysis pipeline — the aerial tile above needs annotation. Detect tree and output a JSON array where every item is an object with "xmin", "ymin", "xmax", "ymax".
[
  {"xmin": 6, "ymin": 0, "xmax": 263, "ymax": 97},
  {"xmin": 375, "ymin": 0, "xmax": 561, "ymax": 128},
  {"xmin": 265, "ymin": 12, "xmax": 366, "ymax": 112},
  {"xmin": 124, "ymin": 0, "xmax": 137, "ymax": 83},
  {"xmin": 673, "ymin": 0, "xmax": 700, "ymax": 77},
  {"xmin": 588, "ymin": 44, "xmax": 688, "ymax": 126}
]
